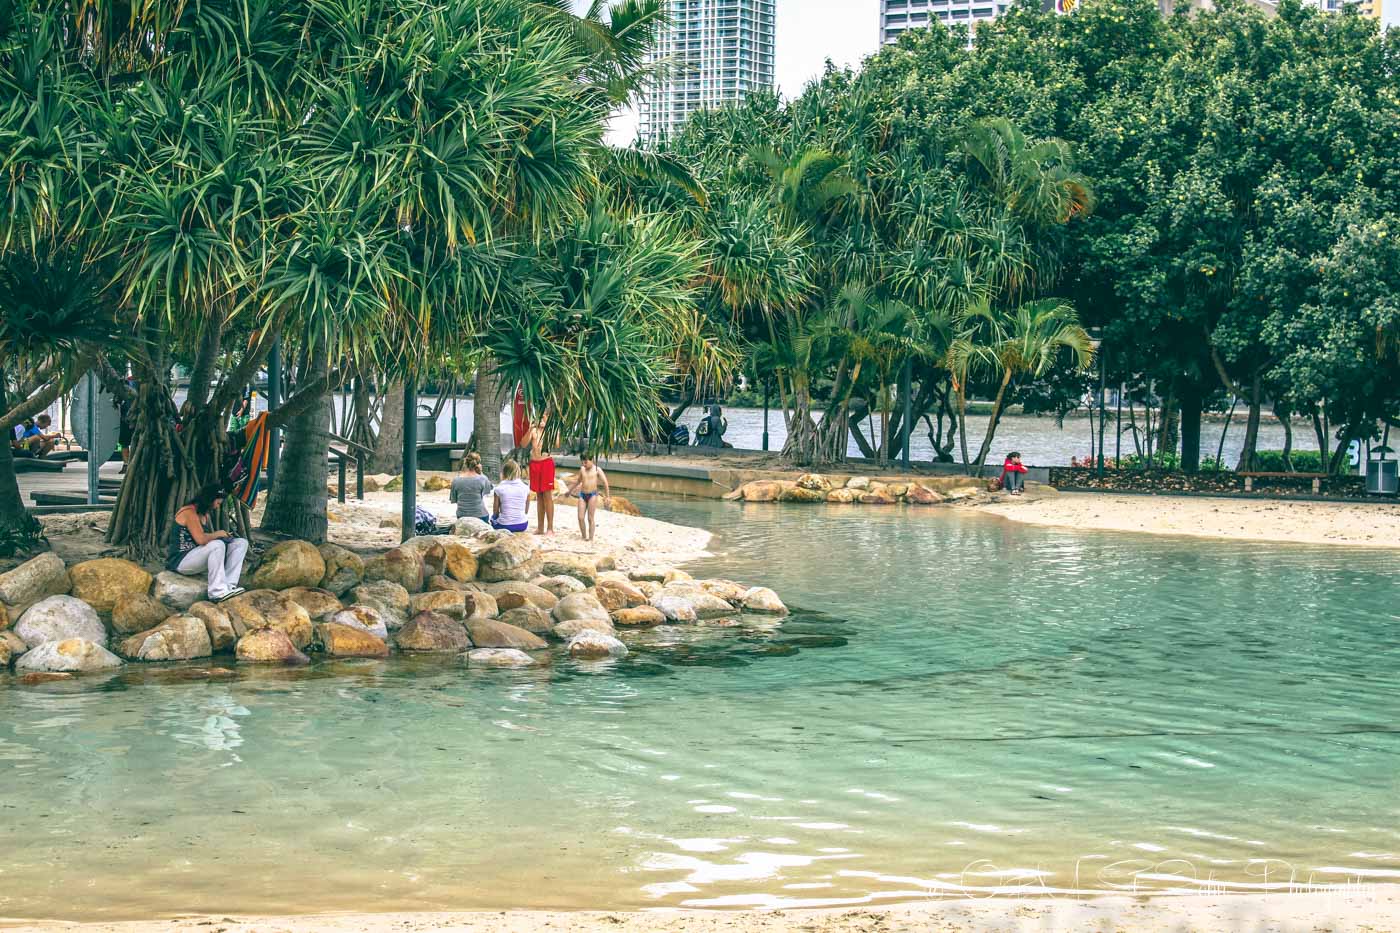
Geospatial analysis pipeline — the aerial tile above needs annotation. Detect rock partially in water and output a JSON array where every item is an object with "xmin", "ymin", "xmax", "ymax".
[
  {"xmin": 395, "ymin": 611, "xmax": 470, "ymax": 652},
  {"xmin": 552, "ymin": 616, "xmax": 616, "ymax": 639},
  {"xmin": 649, "ymin": 595, "xmax": 698, "ymax": 623},
  {"xmin": 68, "ymin": 558, "xmax": 151, "ymax": 616},
  {"xmin": 236, "ymin": 628, "xmax": 310, "ymax": 665},
  {"xmin": 315, "ymin": 622, "xmax": 390, "ymax": 658},
  {"xmin": 552, "ymin": 592, "xmax": 611, "ymax": 627},
  {"xmin": 16, "ymin": 595, "xmax": 105, "ymax": 648},
  {"xmin": 907, "ymin": 484, "xmax": 945, "ymax": 505},
  {"xmin": 612, "ymin": 606, "xmax": 666, "ymax": 627},
  {"xmin": 117, "ymin": 615, "xmax": 213, "ymax": 661},
  {"xmin": 780, "ymin": 484, "xmax": 826, "ymax": 503},
  {"xmin": 2, "ymin": 630, "xmax": 27, "ymax": 663},
  {"xmin": 567, "ymin": 630, "xmax": 628, "ymax": 659},
  {"xmin": 153, "ymin": 571, "xmax": 208, "ymax": 611},
  {"xmin": 465, "ymin": 618, "xmax": 547, "ymax": 650},
  {"xmin": 498, "ymin": 605, "xmax": 553, "ymax": 635},
  {"xmin": 249, "ymin": 540, "xmax": 325, "ymax": 590},
  {"xmin": 596, "ymin": 578, "xmax": 647, "ymax": 611},
  {"xmin": 317, "ymin": 543, "xmax": 364, "ymax": 596},
  {"xmin": 740, "ymin": 481, "xmax": 784, "ymax": 502},
  {"xmin": 281, "ymin": 587, "xmax": 344, "ymax": 621},
  {"xmin": 699, "ymin": 580, "xmax": 750, "ymax": 603},
  {"xmin": 410, "ymin": 589, "xmax": 466, "ymax": 620},
  {"xmin": 111, "ymin": 592, "xmax": 174, "ymax": 636},
  {"xmin": 742, "ymin": 587, "xmax": 788, "ymax": 615},
  {"xmin": 0, "ymin": 552, "xmax": 70, "ymax": 616},
  {"xmin": 826, "ymin": 488, "xmax": 857, "ymax": 504},
  {"xmin": 330, "ymin": 606, "xmax": 390, "ymax": 640},
  {"xmin": 222, "ymin": 590, "xmax": 314, "ymax": 650},
  {"xmin": 188, "ymin": 600, "xmax": 239, "ymax": 651},
  {"xmin": 464, "ymin": 648, "xmax": 536, "ymax": 668},
  {"xmin": 16, "ymin": 637, "xmax": 122, "ymax": 673}
]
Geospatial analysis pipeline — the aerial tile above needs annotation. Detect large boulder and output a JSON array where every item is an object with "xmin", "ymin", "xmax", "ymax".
[
  {"xmin": 153, "ymin": 571, "xmax": 207, "ymax": 611},
  {"xmin": 595, "ymin": 578, "xmax": 648, "ymax": 612},
  {"xmin": 846, "ymin": 476, "xmax": 870, "ymax": 490},
  {"xmin": 742, "ymin": 587, "xmax": 788, "ymax": 614},
  {"xmin": 422, "ymin": 474, "xmax": 452, "ymax": 492},
  {"xmin": 498, "ymin": 605, "xmax": 553, "ymax": 635},
  {"xmin": 451, "ymin": 517, "xmax": 491, "ymax": 537},
  {"xmin": 235, "ymin": 629, "xmax": 309, "ymax": 665},
  {"xmin": 317, "ymin": 543, "xmax": 364, "ymax": 596},
  {"xmin": 16, "ymin": 638, "xmax": 122, "ymax": 673},
  {"xmin": 566, "ymin": 630, "xmax": 628, "ymax": 660},
  {"xmin": 111, "ymin": 592, "xmax": 174, "ymax": 636},
  {"xmin": 363, "ymin": 547, "xmax": 424, "ymax": 593},
  {"xmin": 484, "ymin": 581, "xmax": 557, "ymax": 612},
  {"xmin": 462, "ymin": 590, "xmax": 499, "ymax": 620},
  {"xmin": 399, "ymin": 536, "xmax": 448, "ymax": 576},
  {"xmin": 117, "ymin": 615, "xmax": 213, "ymax": 661},
  {"xmin": 425, "ymin": 574, "xmax": 468, "ymax": 593},
  {"xmin": 222, "ymin": 590, "xmax": 314, "ymax": 650},
  {"xmin": 534, "ymin": 575, "xmax": 587, "ymax": 599},
  {"xmin": 551, "ymin": 616, "xmax": 616, "ymax": 639},
  {"xmin": 16, "ymin": 595, "xmax": 105, "ymax": 647},
  {"xmin": 699, "ymin": 580, "xmax": 750, "ymax": 604},
  {"xmin": 464, "ymin": 648, "xmax": 536, "ymax": 668},
  {"xmin": 2, "ymin": 630, "xmax": 27, "ymax": 665},
  {"xmin": 395, "ymin": 611, "xmax": 471, "ymax": 653},
  {"xmin": 649, "ymin": 595, "xmax": 697, "ymax": 623},
  {"xmin": 476, "ymin": 536, "xmax": 541, "ymax": 583},
  {"xmin": 349, "ymin": 580, "xmax": 411, "ymax": 630},
  {"xmin": 315, "ymin": 622, "xmax": 389, "ymax": 658},
  {"xmin": 188, "ymin": 601, "xmax": 238, "ymax": 651},
  {"xmin": 907, "ymin": 485, "xmax": 945, "ymax": 505},
  {"xmin": 859, "ymin": 486, "xmax": 898, "ymax": 505},
  {"xmin": 796, "ymin": 473, "xmax": 833, "ymax": 493},
  {"xmin": 68, "ymin": 558, "xmax": 151, "ymax": 616},
  {"xmin": 612, "ymin": 606, "xmax": 665, "ymax": 627},
  {"xmin": 538, "ymin": 552, "xmax": 597, "ymax": 586},
  {"xmin": 0, "ymin": 552, "xmax": 71, "ymax": 616},
  {"xmin": 551, "ymin": 592, "xmax": 611, "ymax": 626},
  {"xmin": 675, "ymin": 590, "xmax": 735, "ymax": 620},
  {"xmin": 330, "ymin": 606, "xmax": 390, "ymax": 640},
  {"xmin": 780, "ymin": 484, "xmax": 826, "ymax": 503},
  {"xmin": 739, "ymin": 481, "xmax": 784, "ymax": 502},
  {"xmin": 826, "ymin": 488, "xmax": 857, "ymax": 504},
  {"xmin": 249, "ymin": 540, "xmax": 325, "ymax": 590},
  {"xmin": 465, "ymin": 618, "xmax": 548, "ymax": 650},
  {"xmin": 606, "ymin": 495, "xmax": 642, "ymax": 517},
  {"xmin": 280, "ymin": 587, "xmax": 344, "ymax": 622},
  {"xmin": 410, "ymin": 590, "xmax": 466, "ymax": 620},
  {"xmin": 443, "ymin": 541, "xmax": 478, "ymax": 582},
  {"xmin": 663, "ymin": 569, "xmax": 694, "ymax": 586}
]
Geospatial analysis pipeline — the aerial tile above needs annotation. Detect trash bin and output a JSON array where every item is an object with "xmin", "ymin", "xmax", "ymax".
[
  {"xmin": 1366, "ymin": 457, "xmax": 1398, "ymax": 495},
  {"xmin": 416, "ymin": 406, "xmax": 437, "ymax": 445}
]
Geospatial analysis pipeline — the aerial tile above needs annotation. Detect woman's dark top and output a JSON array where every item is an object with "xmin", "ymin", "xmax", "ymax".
[{"xmin": 166, "ymin": 508, "xmax": 211, "ymax": 571}]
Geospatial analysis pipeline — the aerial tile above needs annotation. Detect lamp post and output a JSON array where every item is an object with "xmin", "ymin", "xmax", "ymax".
[
  {"xmin": 1088, "ymin": 329, "xmax": 1106, "ymax": 479},
  {"xmin": 401, "ymin": 376, "xmax": 417, "ymax": 543},
  {"xmin": 762, "ymin": 379, "xmax": 770, "ymax": 453},
  {"xmin": 900, "ymin": 359, "xmax": 912, "ymax": 469}
]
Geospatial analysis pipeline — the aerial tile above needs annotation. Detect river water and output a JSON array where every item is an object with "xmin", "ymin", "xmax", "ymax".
[{"xmin": 2, "ymin": 496, "xmax": 1396, "ymax": 921}]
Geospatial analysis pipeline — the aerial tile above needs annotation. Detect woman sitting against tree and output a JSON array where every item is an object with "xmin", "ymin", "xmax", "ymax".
[
  {"xmin": 490, "ymin": 459, "xmax": 531, "ymax": 533},
  {"xmin": 167, "ymin": 483, "xmax": 248, "ymax": 601}
]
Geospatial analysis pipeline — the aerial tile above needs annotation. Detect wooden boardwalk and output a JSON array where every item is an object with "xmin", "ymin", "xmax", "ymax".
[{"xmin": 17, "ymin": 460, "xmax": 124, "ymax": 510}]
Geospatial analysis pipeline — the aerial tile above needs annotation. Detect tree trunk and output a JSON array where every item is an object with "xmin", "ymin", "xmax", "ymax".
[
  {"xmin": 1179, "ymin": 384, "xmax": 1202, "ymax": 473},
  {"xmin": 370, "ymin": 381, "xmax": 405, "ymax": 474},
  {"xmin": 1311, "ymin": 405, "xmax": 1329, "ymax": 467},
  {"xmin": 474, "ymin": 362, "xmax": 506, "ymax": 480},
  {"xmin": 0, "ymin": 371, "xmax": 46, "ymax": 555},
  {"xmin": 972, "ymin": 369, "xmax": 1013, "ymax": 470},
  {"xmin": 1276, "ymin": 402, "xmax": 1294, "ymax": 471},
  {"xmin": 1158, "ymin": 388, "xmax": 1179, "ymax": 462},
  {"xmin": 1214, "ymin": 395, "xmax": 1237, "ymax": 472},
  {"xmin": 261, "ymin": 340, "xmax": 331, "ymax": 542},
  {"xmin": 1234, "ymin": 372, "xmax": 1262, "ymax": 472},
  {"xmin": 954, "ymin": 377, "xmax": 972, "ymax": 474}
]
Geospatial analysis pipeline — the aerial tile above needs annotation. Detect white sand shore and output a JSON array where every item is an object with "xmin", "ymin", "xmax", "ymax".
[
  {"xmin": 11, "ymin": 891, "xmax": 1399, "ymax": 932},
  {"xmin": 980, "ymin": 489, "xmax": 1400, "ymax": 548}
]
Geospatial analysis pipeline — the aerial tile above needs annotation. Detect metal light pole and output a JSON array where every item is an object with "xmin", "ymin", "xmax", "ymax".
[
  {"xmin": 266, "ymin": 338, "xmax": 282, "ymax": 487},
  {"xmin": 762, "ymin": 380, "xmax": 770, "ymax": 452},
  {"xmin": 900, "ymin": 359, "xmax": 912, "ymax": 469},
  {"xmin": 401, "ymin": 377, "xmax": 417, "ymax": 542},
  {"xmin": 1097, "ymin": 342, "xmax": 1107, "ymax": 478}
]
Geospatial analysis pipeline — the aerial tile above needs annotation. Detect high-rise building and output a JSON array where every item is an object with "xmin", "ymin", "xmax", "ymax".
[
  {"xmin": 879, "ymin": 0, "xmax": 1012, "ymax": 46},
  {"xmin": 639, "ymin": 0, "xmax": 776, "ymax": 144}
]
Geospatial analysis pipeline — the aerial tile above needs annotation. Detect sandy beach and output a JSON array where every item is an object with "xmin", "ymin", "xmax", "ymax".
[
  {"xmin": 10, "ymin": 891, "xmax": 1399, "ymax": 932},
  {"xmin": 980, "ymin": 489, "xmax": 1400, "ymax": 549}
]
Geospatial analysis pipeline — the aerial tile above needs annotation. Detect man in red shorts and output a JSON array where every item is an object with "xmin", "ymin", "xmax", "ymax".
[{"xmin": 524, "ymin": 414, "xmax": 555, "ymax": 535}]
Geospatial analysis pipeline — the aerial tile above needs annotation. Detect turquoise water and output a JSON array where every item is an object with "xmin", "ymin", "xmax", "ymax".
[{"xmin": 3, "ymin": 499, "xmax": 1399, "ymax": 921}]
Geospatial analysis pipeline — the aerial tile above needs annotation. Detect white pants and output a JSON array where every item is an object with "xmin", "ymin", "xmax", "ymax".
[{"xmin": 177, "ymin": 537, "xmax": 248, "ymax": 599}]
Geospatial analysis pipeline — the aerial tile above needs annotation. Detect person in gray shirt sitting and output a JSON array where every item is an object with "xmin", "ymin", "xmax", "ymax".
[{"xmin": 450, "ymin": 452, "xmax": 493, "ymax": 520}]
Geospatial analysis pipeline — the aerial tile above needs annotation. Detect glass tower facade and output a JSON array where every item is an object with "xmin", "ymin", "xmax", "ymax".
[{"xmin": 639, "ymin": 0, "xmax": 777, "ymax": 144}]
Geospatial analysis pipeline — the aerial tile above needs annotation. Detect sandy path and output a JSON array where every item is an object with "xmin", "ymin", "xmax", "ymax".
[
  {"xmin": 980, "ymin": 489, "xmax": 1400, "ymax": 548},
  {"xmin": 9, "ymin": 891, "xmax": 1398, "ymax": 932}
]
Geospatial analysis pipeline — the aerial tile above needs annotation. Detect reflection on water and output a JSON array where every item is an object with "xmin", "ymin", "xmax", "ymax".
[{"xmin": 2, "ymin": 498, "xmax": 1398, "ymax": 921}]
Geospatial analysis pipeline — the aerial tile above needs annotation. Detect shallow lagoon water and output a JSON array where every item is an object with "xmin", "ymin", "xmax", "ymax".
[{"xmin": 2, "ymin": 499, "xmax": 1398, "ymax": 921}]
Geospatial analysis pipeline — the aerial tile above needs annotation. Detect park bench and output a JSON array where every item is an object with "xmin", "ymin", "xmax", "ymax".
[{"xmin": 1238, "ymin": 471, "xmax": 1327, "ymax": 494}]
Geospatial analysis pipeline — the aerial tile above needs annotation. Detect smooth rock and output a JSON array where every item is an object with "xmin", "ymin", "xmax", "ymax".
[
  {"xmin": 907, "ymin": 485, "xmax": 945, "ymax": 505},
  {"xmin": 628, "ymin": 568, "xmax": 668, "ymax": 583},
  {"xmin": 886, "ymin": 482, "xmax": 910, "ymax": 498},
  {"xmin": 361, "ymin": 473, "xmax": 395, "ymax": 492},
  {"xmin": 68, "ymin": 558, "xmax": 151, "ymax": 616},
  {"xmin": 612, "ymin": 606, "xmax": 666, "ymax": 627},
  {"xmin": 462, "ymin": 590, "xmax": 499, "ymax": 620},
  {"xmin": 474, "ymin": 529, "xmax": 514, "ymax": 545},
  {"xmin": 315, "ymin": 622, "xmax": 390, "ymax": 658},
  {"xmin": 222, "ymin": 590, "xmax": 314, "ymax": 650},
  {"xmin": 330, "ymin": 606, "xmax": 390, "ymax": 640},
  {"xmin": 2, "ymin": 630, "xmax": 27, "ymax": 661},
  {"xmin": 483, "ymin": 581, "xmax": 557, "ymax": 612},
  {"xmin": 349, "ymin": 580, "xmax": 411, "ymax": 630},
  {"xmin": 742, "ymin": 587, "xmax": 788, "ymax": 614},
  {"xmin": 153, "ymin": 571, "xmax": 207, "ymax": 611},
  {"xmin": 477, "ymin": 536, "xmax": 541, "ymax": 583},
  {"xmin": 636, "ymin": 580, "xmax": 662, "ymax": 598},
  {"xmin": 944, "ymin": 486, "xmax": 982, "ymax": 501},
  {"xmin": 498, "ymin": 604, "xmax": 552, "ymax": 634},
  {"xmin": 425, "ymin": 574, "xmax": 467, "ymax": 593},
  {"xmin": 188, "ymin": 601, "xmax": 239, "ymax": 651},
  {"xmin": 0, "ymin": 552, "xmax": 70, "ymax": 615},
  {"xmin": 551, "ymin": 616, "xmax": 616, "ymax": 639},
  {"xmin": 16, "ymin": 638, "xmax": 122, "ymax": 673},
  {"xmin": 826, "ymin": 488, "xmax": 857, "ymax": 504},
  {"xmin": 859, "ymin": 488, "xmax": 897, "ymax": 505},
  {"xmin": 606, "ymin": 496, "xmax": 641, "ymax": 517},
  {"xmin": 249, "ymin": 540, "xmax": 325, "ymax": 590},
  {"xmin": 781, "ymin": 484, "xmax": 826, "ymax": 503},
  {"xmin": 740, "ymin": 481, "xmax": 784, "ymax": 502},
  {"xmin": 663, "ymin": 569, "xmax": 694, "ymax": 586},
  {"xmin": 534, "ymin": 575, "xmax": 587, "ymax": 599},
  {"xmin": 464, "ymin": 648, "xmax": 535, "ymax": 667},
  {"xmin": 650, "ymin": 595, "xmax": 698, "ymax": 623},
  {"xmin": 551, "ymin": 592, "xmax": 611, "ymax": 626},
  {"xmin": 567, "ymin": 630, "xmax": 627, "ymax": 659},
  {"xmin": 451, "ymin": 517, "xmax": 491, "ymax": 536},
  {"xmin": 422, "ymin": 474, "xmax": 452, "ymax": 492},
  {"xmin": 796, "ymin": 473, "xmax": 832, "ymax": 492},
  {"xmin": 400, "ymin": 536, "xmax": 448, "ymax": 576},
  {"xmin": 699, "ymin": 580, "xmax": 749, "ymax": 604},
  {"xmin": 443, "ymin": 541, "xmax": 478, "ymax": 582},
  {"xmin": 236, "ymin": 629, "xmax": 309, "ymax": 664},
  {"xmin": 281, "ymin": 587, "xmax": 344, "ymax": 621},
  {"xmin": 595, "ymin": 578, "xmax": 648, "ymax": 611},
  {"xmin": 117, "ymin": 615, "xmax": 212, "ymax": 661},
  {"xmin": 317, "ymin": 543, "xmax": 364, "ymax": 596},
  {"xmin": 465, "ymin": 618, "xmax": 547, "ymax": 650},
  {"xmin": 395, "ymin": 611, "xmax": 471, "ymax": 652},
  {"xmin": 363, "ymin": 547, "xmax": 424, "ymax": 593},
  {"xmin": 538, "ymin": 552, "xmax": 597, "ymax": 586},
  {"xmin": 686, "ymin": 592, "xmax": 736, "ymax": 619},
  {"xmin": 411, "ymin": 590, "xmax": 466, "ymax": 619},
  {"xmin": 111, "ymin": 592, "xmax": 174, "ymax": 636},
  {"xmin": 846, "ymin": 476, "xmax": 870, "ymax": 490},
  {"xmin": 16, "ymin": 595, "xmax": 105, "ymax": 647}
]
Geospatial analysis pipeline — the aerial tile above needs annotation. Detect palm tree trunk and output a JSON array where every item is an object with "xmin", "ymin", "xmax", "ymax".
[
  {"xmin": 973, "ymin": 369, "xmax": 1014, "ymax": 469},
  {"xmin": 474, "ymin": 361, "xmax": 505, "ymax": 480},
  {"xmin": 370, "ymin": 381, "xmax": 404, "ymax": 474},
  {"xmin": 261, "ymin": 339, "xmax": 331, "ymax": 542},
  {"xmin": 955, "ymin": 378, "xmax": 972, "ymax": 474}
]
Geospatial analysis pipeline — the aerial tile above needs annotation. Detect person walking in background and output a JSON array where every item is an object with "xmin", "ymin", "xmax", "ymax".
[
  {"xmin": 523, "ymin": 413, "xmax": 556, "ymax": 535},
  {"xmin": 168, "ymin": 484, "xmax": 248, "ymax": 601},
  {"xmin": 1001, "ymin": 451, "xmax": 1028, "ymax": 496},
  {"xmin": 450, "ymin": 452, "xmax": 493, "ymax": 522},
  {"xmin": 566, "ymin": 453, "xmax": 611, "ymax": 543},
  {"xmin": 490, "ymin": 459, "xmax": 531, "ymax": 532}
]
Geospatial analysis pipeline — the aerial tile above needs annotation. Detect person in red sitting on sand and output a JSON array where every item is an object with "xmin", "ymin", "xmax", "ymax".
[
  {"xmin": 522, "ymin": 414, "xmax": 556, "ymax": 535},
  {"xmin": 1000, "ymin": 451, "xmax": 1027, "ymax": 496}
]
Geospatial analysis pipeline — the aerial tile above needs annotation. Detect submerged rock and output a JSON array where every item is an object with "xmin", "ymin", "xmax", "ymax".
[
  {"xmin": 464, "ymin": 647, "xmax": 536, "ymax": 668},
  {"xmin": 249, "ymin": 540, "xmax": 325, "ymax": 590},
  {"xmin": 153, "ymin": 571, "xmax": 207, "ymax": 611},
  {"xmin": 117, "ymin": 615, "xmax": 213, "ymax": 661},
  {"xmin": 566, "ymin": 630, "xmax": 628, "ymax": 660},
  {"xmin": 0, "ymin": 552, "xmax": 71, "ymax": 615},
  {"xmin": 551, "ymin": 616, "xmax": 616, "ymax": 639},
  {"xmin": 395, "ymin": 611, "xmax": 470, "ymax": 652},
  {"xmin": 16, "ymin": 595, "xmax": 105, "ymax": 648},
  {"xmin": 16, "ymin": 638, "xmax": 122, "ymax": 673},
  {"xmin": 611, "ymin": 606, "xmax": 666, "ymax": 627},
  {"xmin": 235, "ymin": 629, "xmax": 309, "ymax": 665},
  {"xmin": 68, "ymin": 558, "xmax": 151, "ymax": 616},
  {"xmin": 317, "ymin": 543, "xmax": 364, "ymax": 596},
  {"xmin": 465, "ymin": 618, "xmax": 547, "ymax": 650},
  {"xmin": 649, "ymin": 595, "xmax": 698, "ymax": 624}
]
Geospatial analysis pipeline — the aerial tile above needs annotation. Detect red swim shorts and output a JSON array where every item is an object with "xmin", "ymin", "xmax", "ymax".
[{"xmin": 529, "ymin": 457, "xmax": 556, "ymax": 494}]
